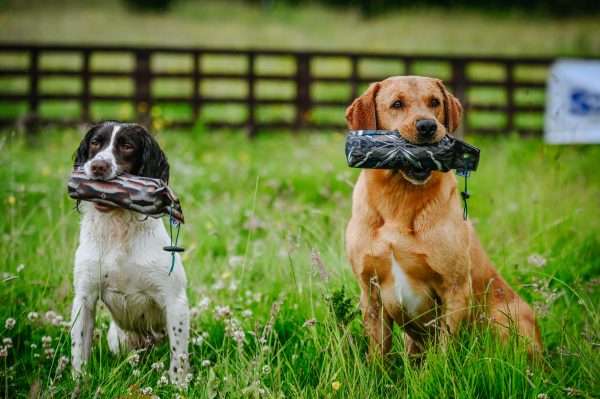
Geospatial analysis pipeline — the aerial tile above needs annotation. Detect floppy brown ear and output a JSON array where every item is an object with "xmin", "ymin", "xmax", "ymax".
[
  {"xmin": 436, "ymin": 80, "xmax": 463, "ymax": 133},
  {"xmin": 345, "ymin": 82, "xmax": 380, "ymax": 130}
]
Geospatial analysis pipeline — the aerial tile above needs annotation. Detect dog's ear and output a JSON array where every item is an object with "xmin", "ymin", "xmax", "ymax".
[
  {"xmin": 436, "ymin": 80, "xmax": 463, "ymax": 133},
  {"xmin": 138, "ymin": 128, "xmax": 170, "ymax": 184},
  {"xmin": 345, "ymin": 82, "xmax": 380, "ymax": 130},
  {"xmin": 73, "ymin": 124, "xmax": 100, "ymax": 168}
]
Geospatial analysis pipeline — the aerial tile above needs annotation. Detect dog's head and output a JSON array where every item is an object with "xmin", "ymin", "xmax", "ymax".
[
  {"xmin": 74, "ymin": 121, "xmax": 169, "ymax": 183},
  {"xmin": 345, "ymin": 76, "xmax": 463, "ymax": 184},
  {"xmin": 346, "ymin": 76, "xmax": 462, "ymax": 143}
]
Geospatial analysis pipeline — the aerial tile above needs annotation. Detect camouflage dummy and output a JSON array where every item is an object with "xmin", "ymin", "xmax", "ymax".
[
  {"xmin": 345, "ymin": 130, "xmax": 480, "ymax": 175},
  {"xmin": 68, "ymin": 168, "xmax": 184, "ymax": 224}
]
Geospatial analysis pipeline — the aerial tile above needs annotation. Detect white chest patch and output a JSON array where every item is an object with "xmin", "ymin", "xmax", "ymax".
[{"xmin": 391, "ymin": 254, "xmax": 422, "ymax": 316}]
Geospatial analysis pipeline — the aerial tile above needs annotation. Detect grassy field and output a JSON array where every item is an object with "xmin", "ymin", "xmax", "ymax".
[{"xmin": 1, "ymin": 129, "xmax": 599, "ymax": 398}]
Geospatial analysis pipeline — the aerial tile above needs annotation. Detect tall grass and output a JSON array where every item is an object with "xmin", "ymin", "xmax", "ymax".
[{"xmin": 1, "ymin": 129, "xmax": 599, "ymax": 397}]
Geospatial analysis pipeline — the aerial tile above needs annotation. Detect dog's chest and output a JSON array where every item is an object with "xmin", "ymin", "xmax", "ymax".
[{"xmin": 389, "ymin": 254, "xmax": 425, "ymax": 316}]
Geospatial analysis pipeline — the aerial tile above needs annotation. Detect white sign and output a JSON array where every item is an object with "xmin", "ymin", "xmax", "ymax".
[{"xmin": 545, "ymin": 59, "xmax": 600, "ymax": 144}]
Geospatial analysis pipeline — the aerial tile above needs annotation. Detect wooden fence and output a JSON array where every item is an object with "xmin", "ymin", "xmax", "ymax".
[{"xmin": 0, "ymin": 43, "xmax": 556, "ymax": 136}]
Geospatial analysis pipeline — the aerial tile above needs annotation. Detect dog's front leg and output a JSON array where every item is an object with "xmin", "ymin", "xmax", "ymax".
[
  {"xmin": 438, "ymin": 281, "xmax": 471, "ymax": 341},
  {"xmin": 165, "ymin": 295, "xmax": 190, "ymax": 386},
  {"xmin": 360, "ymin": 277, "xmax": 393, "ymax": 358},
  {"xmin": 70, "ymin": 292, "xmax": 98, "ymax": 376}
]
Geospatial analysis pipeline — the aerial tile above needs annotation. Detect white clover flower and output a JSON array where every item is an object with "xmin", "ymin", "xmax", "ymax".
[
  {"xmin": 128, "ymin": 352, "xmax": 140, "ymax": 366},
  {"xmin": 41, "ymin": 335, "xmax": 52, "ymax": 347},
  {"xmin": 4, "ymin": 318, "xmax": 15, "ymax": 330},
  {"xmin": 27, "ymin": 312, "xmax": 39, "ymax": 322},
  {"xmin": 232, "ymin": 329, "xmax": 245, "ymax": 345},
  {"xmin": 151, "ymin": 361, "xmax": 164, "ymax": 371},
  {"xmin": 197, "ymin": 296, "xmax": 211, "ymax": 311},
  {"xmin": 158, "ymin": 375, "xmax": 169, "ymax": 386},
  {"xmin": 2, "ymin": 338, "xmax": 13, "ymax": 348},
  {"xmin": 56, "ymin": 356, "xmax": 69, "ymax": 375},
  {"xmin": 132, "ymin": 369, "xmax": 141, "ymax": 377},
  {"xmin": 192, "ymin": 335, "xmax": 204, "ymax": 346},
  {"xmin": 241, "ymin": 309, "xmax": 253, "ymax": 318},
  {"xmin": 527, "ymin": 254, "xmax": 547, "ymax": 268},
  {"xmin": 228, "ymin": 255, "xmax": 244, "ymax": 268},
  {"xmin": 228, "ymin": 280, "xmax": 239, "ymax": 291},
  {"xmin": 140, "ymin": 387, "xmax": 153, "ymax": 395},
  {"xmin": 44, "ymin": 311, "xmax": 58, "ymax": 323},
  {"xmin": 184, "ymin": 373, "xmax": 194, "ymax": 385},
  {"xmin": 51, "ymin": 315, "xmax": 64, "ymax": 327},
  {"xmin": 16, "ymin": 264, "xmax": 25, "ymax": 273},
  {"xmin": 201, "ymin": 359, "xmax": 211, "ymax": 367},
  {"xmin": 215, "ymin": 305, "xmax": 231, "ymax": 319},
  {"xmin": 44, "ymin": 347, "xmax": 55, "ymax": 359},
  {"xmin": 30, "ymin": 343, "xmax": 37, "ymax": 349}
]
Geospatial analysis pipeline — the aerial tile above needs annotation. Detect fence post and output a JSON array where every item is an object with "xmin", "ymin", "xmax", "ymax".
[
  {"xmin": 246, "ymin": 51, "xmax": 256, "ymax": 137},
  {"xmin": 404, "ymin": 57, "xmax": 413, "ymax": 75},
  {"xmin": 451, "ymin": 59, "xmax": 467, "ymax": 137},
  {"xmin": 81, "ymin": 49, "xmax": 91, "ymax": 123},
  {"xmin": 25, "ymin": 48, "xmax": 40, "ymax": 133},
  {"xmin": 295, "ymin": 53, "xmax": 311, "ymax": 131},
  {"xmin": 134, "ymin": 50, "xmax": 152, "ymax": 127},
  {"xmin": 192, "ymin": 51, "xmax": 202, "ymax": 123},
  {"xmin": 505, "ymin": 60, "xmax": 515, "ymax": 134}
]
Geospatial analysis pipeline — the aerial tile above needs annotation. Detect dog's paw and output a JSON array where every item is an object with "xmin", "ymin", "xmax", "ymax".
[{"xmin": 169, "ymin": 353, "xmax": 190, "ymax": 389}]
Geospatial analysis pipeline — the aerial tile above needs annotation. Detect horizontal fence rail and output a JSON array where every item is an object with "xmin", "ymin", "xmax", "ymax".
[{"xmin": 0, "ymin": 43, "xmax": 564, "ymax": 136}]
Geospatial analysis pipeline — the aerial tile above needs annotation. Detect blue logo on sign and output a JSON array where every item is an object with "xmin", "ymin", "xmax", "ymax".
[{"xmin": 570, "ymin": 88, "xmax": 600, "ymax": 115}]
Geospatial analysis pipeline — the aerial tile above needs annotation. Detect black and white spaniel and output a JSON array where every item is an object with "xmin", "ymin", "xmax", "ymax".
[{"xmin": 70, "ymin": 121, "xmax": 189, "ymax": 385}]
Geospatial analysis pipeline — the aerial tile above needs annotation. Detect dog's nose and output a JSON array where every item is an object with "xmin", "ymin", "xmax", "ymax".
[
  {"xmin": 90, "ymin": 160, "xmax": 111, "ymax": 178},
  {"xmin": 416, "ymin": 119, "xmax": 437, "ymax": 139}
]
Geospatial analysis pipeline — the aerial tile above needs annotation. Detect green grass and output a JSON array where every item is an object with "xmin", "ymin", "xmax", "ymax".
[{"xmin": 1, "ymin": 128, "xmax": 599, "ymax": 398}]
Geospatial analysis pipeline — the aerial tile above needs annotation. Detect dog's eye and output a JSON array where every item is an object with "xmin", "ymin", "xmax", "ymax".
[
  {"xmin": 90, "ymin": 139, "xmax": 100, "ymax": 147},
  {"xmin": 120, "ymin": 143, "xmax": 134, "ymax": 151},
  {"xmin": 430, "ymin": 98, "xmax": 441, "ymax": 107},
  {"xmin": 391, "ymin": 100, "xmax": 404, "ymax": 109}
]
